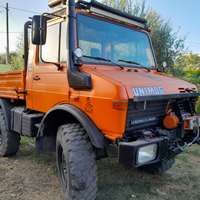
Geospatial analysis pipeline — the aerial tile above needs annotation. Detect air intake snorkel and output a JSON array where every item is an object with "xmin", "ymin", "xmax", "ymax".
[{"xmin": 48, "ymin": 0, "xmax": 92, "ymax": 89}]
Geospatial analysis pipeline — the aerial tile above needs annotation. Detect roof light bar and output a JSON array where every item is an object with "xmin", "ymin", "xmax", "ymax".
[
  {"xmin": 48, "ymin": 0, "xmax": 66, "ymax": 8},
  {"xmin": 89, "ymin": 6, "xmax": 146, "ymax": 29}
]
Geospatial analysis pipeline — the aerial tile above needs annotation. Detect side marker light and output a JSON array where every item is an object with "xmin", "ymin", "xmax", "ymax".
[{"xmin": 112, "ymin": 100, "xmax": 128, "ymax": 110}]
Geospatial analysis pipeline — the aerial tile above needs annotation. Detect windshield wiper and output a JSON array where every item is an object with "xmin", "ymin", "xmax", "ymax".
[
  {"xmin": 83, "ymin": 55, "xmax": 124, "ymax": 70},
  {"xmin": 118, "ymin": 59, "xmax": 151, "ymax": 72}
]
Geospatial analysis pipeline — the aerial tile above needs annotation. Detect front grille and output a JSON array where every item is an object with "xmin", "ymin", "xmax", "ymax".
[
  {"xmin": 125, "ymin": 97, "xmax": 197, "ymax": 133},
  {"xmin": 176, "ymin": 97, "xmax": 196, "ymax": 116},
  {"xmin": 125, "ymin": 99, "xmax": 168, "ymax": 132}
]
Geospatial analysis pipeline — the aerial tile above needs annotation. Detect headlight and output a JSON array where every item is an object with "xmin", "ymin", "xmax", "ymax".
[{"xmin": 137, "ymin": 144, "xmax": 157, "ymax": 164}]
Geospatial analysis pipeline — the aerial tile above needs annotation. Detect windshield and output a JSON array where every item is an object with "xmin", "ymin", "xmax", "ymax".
[{"xmin": 77, "ymin": 14, "xmax": 156, "ymax": 69}]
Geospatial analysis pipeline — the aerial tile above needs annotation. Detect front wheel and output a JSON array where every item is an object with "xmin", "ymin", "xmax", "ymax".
[{"xmin": 56, "ymin": 123, "xmax": 98, "ymax": 200}]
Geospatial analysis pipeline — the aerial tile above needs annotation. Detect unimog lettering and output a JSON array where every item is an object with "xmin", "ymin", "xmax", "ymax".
[{"xmin": 132, "ymin": 86, "xmax": 165, "ymax": 96}]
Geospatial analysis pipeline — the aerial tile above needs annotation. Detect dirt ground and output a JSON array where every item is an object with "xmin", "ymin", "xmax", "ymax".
[
  {"xmin": 1, "ymin": 142, "xmax": 200, "ymax": 200},
  {"xmin": 0, "ymin": 146, "xmax": 63, "ymax": 200}
]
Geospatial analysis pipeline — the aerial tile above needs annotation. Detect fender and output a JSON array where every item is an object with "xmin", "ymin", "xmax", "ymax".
[
  {"xmin": 37, "ymin": 104, "xmax": 106, "ymax": 148},
  {"xmin": 0, "ymin": 98, "xmax": 14, "ymax": 131}
]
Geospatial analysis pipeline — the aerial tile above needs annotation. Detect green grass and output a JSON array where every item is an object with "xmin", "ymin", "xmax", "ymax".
[
  {"xmin": 185, "ymin": 144, "xmax": 200, "ymax": 157},
  {"xmin": 0, "ymin": 64, "xmax": 12, "ymax": 72},
  {"xmin": 19, "ymin": 136, "xmax": 57, "ymax": 174},
  {"xmin": 19, "ymin": 137, "xmax": 35, "ymax": 150},
  {"xmin": 177, "ymin": 153, "xmax": 190, "ymax": 163}
]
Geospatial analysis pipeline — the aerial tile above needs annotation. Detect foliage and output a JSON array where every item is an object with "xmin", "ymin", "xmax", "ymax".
[
  {"xmin": 180, "ymin": 54, "xmax": 200, "ymax": 71},
  {"xmin": 176, "ymin": 54, "xmax": 200, "ymax": 114},
  {"xmin": 19, "ymin": 137, "xmax": 35, "ymax": 150},
  {"xmin": 10, "ymin": 33, "xmax": 24, "ymax": 71},
  {"xmin": 176, "ymin": 54, "xmax": 200, "ymax": 87},
  {"xmin": 0, "ymin": 53, "xmax": 6, "ymax": 64},
  {"xmin": 184, "ymin": 76, "xmax": 200, "ymax": 114},
  {"xmin": 101, "ymin": 0, "xmax": 188, "ymax": 76},
  {"xmin": 0, "ymin": 52, "xmax": 18, "ymax": 65}
]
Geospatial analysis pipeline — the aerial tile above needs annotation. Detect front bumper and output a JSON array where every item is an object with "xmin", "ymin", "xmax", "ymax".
[{"xmin": 118, "ymin": 137, "xmax": 168, "ymax": 169}]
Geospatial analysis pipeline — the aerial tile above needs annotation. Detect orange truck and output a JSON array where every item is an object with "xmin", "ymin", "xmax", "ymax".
[{"xmin": 0, "ymin": 0, "xmax": 200, "ymax": 199}]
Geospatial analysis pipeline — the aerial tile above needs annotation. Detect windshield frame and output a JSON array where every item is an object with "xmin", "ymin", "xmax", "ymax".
[{"xmin": 76, "ymin": 11, "xmax": 157, "ymax": 69}]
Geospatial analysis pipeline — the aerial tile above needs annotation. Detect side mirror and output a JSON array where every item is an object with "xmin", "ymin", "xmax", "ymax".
[{"xmin": 32, "ymin": 15, "xmax": 47, "ymax": 45}]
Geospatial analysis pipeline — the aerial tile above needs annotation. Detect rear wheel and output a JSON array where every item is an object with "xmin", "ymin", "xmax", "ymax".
[
  {"xmin": 141, "ymin": 158, "xmax": 175, "ymax": 174},
  {"xmin": 56, "ymin": 123, "xmax": 98, "ymax": 200},
  {"xmin": 0, "ymin": 109, "xmax": 20, "ymax": 157}
]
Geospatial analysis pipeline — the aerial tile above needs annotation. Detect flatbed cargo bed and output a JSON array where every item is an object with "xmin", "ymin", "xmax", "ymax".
[{"xmin": 0, "ymin": 70, "xmax": 26, "ymax": 100}]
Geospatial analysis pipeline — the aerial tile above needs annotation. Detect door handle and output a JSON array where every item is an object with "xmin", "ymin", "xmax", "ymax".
[{"xmin": 33, "ymin": 76, "xmax": 40, "ymax": 80}]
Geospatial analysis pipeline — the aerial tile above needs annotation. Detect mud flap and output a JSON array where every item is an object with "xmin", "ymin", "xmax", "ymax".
[{"xmin": 35, "ymin": 136, "xmax": 56, "ymax": 154}]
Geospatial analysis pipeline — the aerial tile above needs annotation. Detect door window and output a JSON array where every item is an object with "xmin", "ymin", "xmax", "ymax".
[{"xmin": 40, "ymin": 21, "xmax": 67, "ymax": 63}]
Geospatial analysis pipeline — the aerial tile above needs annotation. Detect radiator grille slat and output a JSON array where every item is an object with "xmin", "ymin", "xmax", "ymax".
[{"xmin": 126, "ymin": 99, "xmax": 168, "ymax": 132}]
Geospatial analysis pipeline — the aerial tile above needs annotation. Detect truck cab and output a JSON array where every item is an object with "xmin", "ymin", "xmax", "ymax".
[{"xmin": 0, "ymin": 0, "xmax": 200, "ymax": 199}]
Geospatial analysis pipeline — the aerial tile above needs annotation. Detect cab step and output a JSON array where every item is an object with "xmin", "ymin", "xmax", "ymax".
[{"xmin": 35, "ymin": 123, "xmax": 41, "ymax": 128}]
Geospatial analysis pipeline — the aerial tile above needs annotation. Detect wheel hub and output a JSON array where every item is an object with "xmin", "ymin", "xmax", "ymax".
[{"xmin": 58, "ymin": 145, "xmax": 68, "ymax": 188}]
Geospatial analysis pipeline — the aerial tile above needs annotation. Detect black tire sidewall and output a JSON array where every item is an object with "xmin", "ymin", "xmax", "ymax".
[
  {"xmin": 56, "ymin": 123, "xmax": 98, "ymax": 200},
  {"xmin": 56, "ymin": 128, "xmax": 72, "ymax": 199},
  {"xmin": 0, "ymin": 109, "xmax": 20, "ymax": 157},
  {"xmin": 0, "ymin": 111, "xmax": 6, "ymax": 155}
]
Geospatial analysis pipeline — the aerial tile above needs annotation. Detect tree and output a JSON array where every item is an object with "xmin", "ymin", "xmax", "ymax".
[
  {"xmin": 174, "ymin": 53, "xmax": 200, "ymax": 114},
  {"xmin": 10, "ymin": 33, "xmax": 24, "ymax": 71},
  {"xmin": 0, "ymin": 53, "xmax": 6, "ymax": 64},
  {"xmin": 176, "ymin": 53, "xmax": 200, "ymax": 84},
  {"xmin": 179, "ymin": 54, "xmax": 200, "ymax": 71},
  {"xmin": 0, "ymin": 52, "xmax": 17, "ymax": 65},
  {"xmin": 101, "ymin": 0, "xmax": 187, "ymax": 76},
  {"xmin": 174, "ymin": 53, "xmax": 200, "ymax": 79}
]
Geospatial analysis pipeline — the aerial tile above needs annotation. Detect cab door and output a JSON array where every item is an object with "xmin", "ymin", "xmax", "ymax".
[{"xmin": 31, "ymin": 20, "xmax": 70, "ymax": 113}]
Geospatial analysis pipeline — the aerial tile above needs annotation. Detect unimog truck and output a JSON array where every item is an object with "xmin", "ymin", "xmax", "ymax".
[{"xmin": 0, "ymin": 0, "xmax": 200, "ymax": 199}]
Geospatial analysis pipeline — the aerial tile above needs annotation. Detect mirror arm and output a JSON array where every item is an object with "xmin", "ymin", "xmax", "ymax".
[{"xmin": 39, "ymin": 49, "xmax": 63, "ymax": 71}]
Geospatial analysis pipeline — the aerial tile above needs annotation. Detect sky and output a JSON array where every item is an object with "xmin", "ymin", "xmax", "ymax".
[{"xmin": 0, "ymin": 0, "xmax": 200, "ymax": 55}]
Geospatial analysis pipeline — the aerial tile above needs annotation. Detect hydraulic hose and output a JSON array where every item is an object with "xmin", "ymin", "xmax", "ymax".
[{"xmin": 177, "ymin": 124, "xmax": 200, "ymax": 151}]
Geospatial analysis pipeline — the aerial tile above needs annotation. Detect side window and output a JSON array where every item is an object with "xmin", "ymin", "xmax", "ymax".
[
  {"xmin": 60, "ymin": 22, "xmax": 67, "ymax": 62},
  {"xmin": 40, "ymin": 21, "xmax": 67, "ymax": 63},
  {"xmin": 41, "ymin": 23, "xmax": 59, "ymax": 62}
]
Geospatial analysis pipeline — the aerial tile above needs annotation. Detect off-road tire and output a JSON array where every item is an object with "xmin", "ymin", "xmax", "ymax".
[
  {"xmin": 56, "ymin": 123, "xmax": 98, "ymax": 200},
  {"xmin": 141, "ymin": 158, "xmax": 175, "ymax": 174},
  {"xmin": 0, "ymin": 109, "xmax": 20, "ymax": 157}
]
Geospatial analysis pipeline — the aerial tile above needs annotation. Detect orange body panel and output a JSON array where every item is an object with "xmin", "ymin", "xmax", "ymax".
[
  {"xmin": 0, "ymin": 70, "xmax": 26, "ymax": 100},
  {"xmin": 30, "ymin": 63, "xmax": 70, "ymax": 112}
]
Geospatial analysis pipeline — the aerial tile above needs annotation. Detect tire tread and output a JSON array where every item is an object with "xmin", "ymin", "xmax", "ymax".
[
  {"xmin": 0, "ymin": 109, "xmax": 20, "ymax": 157},
  {"xmin": 57, "ymin": 123, "xmax": 97, "ymax": 200}
]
